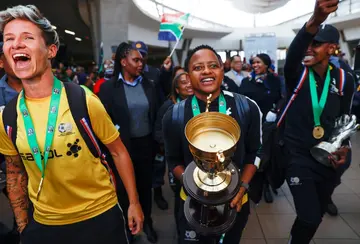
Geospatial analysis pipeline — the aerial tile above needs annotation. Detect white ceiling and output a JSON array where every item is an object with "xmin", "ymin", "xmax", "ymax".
[{"xmin": 231, "ymin": 0, "xmax": 291, "ymax": 13}]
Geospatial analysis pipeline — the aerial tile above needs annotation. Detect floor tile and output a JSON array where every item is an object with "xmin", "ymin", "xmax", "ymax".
[
  {"xmin": 280, "ymin": 183, "xmax": 292, "ymax": 196},
  {"xmin": 266, "ymin": 239, "xmax": 315, "ymax": 244},
  {"xmin": 240, "ymin": 239, "xmax": 266, "ymax": 244},
  {"xmin": 342, "ymin": 167, "xmax": 360, "ymax": 180},
  {"xmin": 314, "ymin": 215, "xmax": 359, "ymax": 239},
  {"xmin": 341, "ymin": 213, "xmax": 360, "ymax": 236},
  {"xmin": 242, "ymin": 213, "xmax": 265, "ymax": 239},
  {"xmin": 255, "ymin": 196, "xmax": 295, "ymax": 214},
  {"xmin": 333, "ymin": 182, "xmax": 355, "ymax": 194},
  {"xmin": 332, "ymin": 194, "xmax": 360, "ymax": 213},
  {"xmin": 152, "ymin": 214, "xmax": 176, "ymax": 238},
  {"xmin": 257, "ymin": 214, "xmax": 296, "ymax": 239},
  {"xmin": 343, "ymin": 180, "xmax": 360, "ymax": 194}
]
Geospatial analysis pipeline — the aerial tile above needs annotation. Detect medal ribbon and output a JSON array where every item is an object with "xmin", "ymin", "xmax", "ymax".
[
  {"xmin": 19, "ymin": 77, "xmax": 62, "ymax": 196},
  {"xmin": 191, "ymin": 93, "xmax": 227, "ymax": 116},
  {"xmin": 309, "ymin": 67, "xmax": 331, "ymax": 127}
]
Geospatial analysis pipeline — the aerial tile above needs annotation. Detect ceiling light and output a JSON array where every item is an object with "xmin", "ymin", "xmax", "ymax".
[
  {"xmin": 52, "ymin": 25, "xmax": 57, "ymax": 30},
  {"xmin": 75, "ymin": 37, "xmax": 82, "ymax": 41},
  {"xmin": 65, "ymin": 30, "xmax": 75, "ymax": 35}
]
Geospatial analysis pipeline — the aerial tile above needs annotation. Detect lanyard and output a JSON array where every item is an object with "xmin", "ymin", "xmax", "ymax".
[
  {"xmin": 176, "ymin": 97, "xmax": 181, "ymax": 103},
  {"xmin": 191, "ymin": 93, "xmax": 227, "ymax": 116},
  {"xmin": 309, "ymin": 67, "xmax": 331, "ymax": 127},
  {"xmin": 19, "ymin": 77, "xmax": 62, "ymax": 200}
]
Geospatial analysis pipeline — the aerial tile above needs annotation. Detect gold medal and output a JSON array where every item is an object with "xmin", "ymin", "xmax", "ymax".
[
  {"xmin": 36, "ymin": 177, "xmax": 44, "ymax": 201},
  {"xmin": 313, "ymin": 126, "xmax": 324, "ymax": 139}
]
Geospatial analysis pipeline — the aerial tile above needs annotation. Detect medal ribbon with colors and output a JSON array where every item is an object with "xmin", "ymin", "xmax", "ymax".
[
  {"xmin": 309, "ymin": 66, "xmax": 331, "ymax": 139},
  {"xmin": 19, "ymin": 77, "xmax": 62, "ymax": 201},
  {"xmin": 191, "ymin": 93, "xmax": 227, "ymax": 116}
]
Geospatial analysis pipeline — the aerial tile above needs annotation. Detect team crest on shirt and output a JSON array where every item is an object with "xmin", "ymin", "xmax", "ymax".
[{"xmin": 58, "ymin": 122, "xmax": 75, "ymax": 137}]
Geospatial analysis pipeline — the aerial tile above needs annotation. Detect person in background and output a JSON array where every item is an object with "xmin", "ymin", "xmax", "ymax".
[
  {"xmin": 154, "ymin": 66, "xmax": 193, "ymax": 241},
  {"xmin": 63, "ymin": 66, "xmax": 74, "ymax": 82},
  {"xmin": 239, "ymin": 53, "xmax": 283, "ymax": 204},
  {"xmin": 269, "ymin": 64, "xmax": 287, "ymax": 98},
  {"xmin": 225, "ymin": 55, "xmax": 247, "ymax": 87},
  {"xmin": 93, "ymin": 59, "xmax": 114, "ymax": 95},
  {"xmin": 132, "ymin": 41, "xmax": 173, "ymax": 210},
  {"xmin": 99, "ymin": 42, "xmax": 159, "ymax": 243},
  {"xmin": 223, "ymin": 57, "xmax": 231, "ymax": 73},
  {"xmin": 218, "ymin": 54, "xmax": 239, "ymax": 93},
  {"xmin": 132, "ymin": 41, "xmax": 173, "ymax": 103}
]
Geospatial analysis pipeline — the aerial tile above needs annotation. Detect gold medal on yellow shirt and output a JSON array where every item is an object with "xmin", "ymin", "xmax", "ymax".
[
  {"xmin": 313, "ymin": 126, "xmax": 324, "ymax": 139},
  {"xmin": 36, "ymin": 177, "xmax": 44, "ymax": 201}
]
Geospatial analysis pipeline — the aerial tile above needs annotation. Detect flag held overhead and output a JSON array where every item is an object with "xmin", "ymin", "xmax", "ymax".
[{"xmin": 158, "ymin": 13, "xmax": 190, "ymax": 42}]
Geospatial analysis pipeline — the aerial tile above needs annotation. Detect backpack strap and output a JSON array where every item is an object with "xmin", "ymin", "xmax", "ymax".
[
  {"xmin": 277, "ymin": 66, "xmax": 308, "ymax": 127},
  {"xmin": 232, "ymin": 92, "xmax": 251, "ymax": 128},
  {"xmin": 63, "ymin": 82, "xmax": 117, "ymax": 187},
  {"xmin": 338, "ymin": 68, "xmax": 346, "ymax": 96},
  {"xmin": 172, "ymin": 99, "xmax": 186, "ymax": 139},
  {"xmin": 3, "ymin": 94, "xmax": 20, "ymax": 152},
  {"xmin": 63, "ymin": 82, "xmax": 100, "ymax": 158}
]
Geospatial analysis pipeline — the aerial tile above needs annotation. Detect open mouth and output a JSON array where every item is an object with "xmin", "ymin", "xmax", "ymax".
[
  {"xmin": 303, "ymin": 55, "xmax": 314, "ymax": 62},
  {"xmin": 13, "ymin": 53, "xmax": 31, "ymax": 69},
  {"xmin": 201, "ymin": 77, "xmax": 215, "ymax": 85}
]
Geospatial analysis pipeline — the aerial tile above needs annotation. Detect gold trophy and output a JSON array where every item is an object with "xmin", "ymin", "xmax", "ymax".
[{"xmin": 182, "ymin": 94, "xmax": 241, "ymax": 236}]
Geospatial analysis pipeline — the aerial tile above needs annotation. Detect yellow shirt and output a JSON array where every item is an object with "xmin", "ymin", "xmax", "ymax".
[{"xmin": 0, "ymin": 87, "xmax": 119, "ymax": 225}]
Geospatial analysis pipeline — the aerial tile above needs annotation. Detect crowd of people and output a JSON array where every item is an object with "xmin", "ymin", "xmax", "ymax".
[{"xmin": 0, "ymin": 0, "xmax": 358, "ymax": 244}]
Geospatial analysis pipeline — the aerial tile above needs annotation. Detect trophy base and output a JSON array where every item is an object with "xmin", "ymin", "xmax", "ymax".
[
  {"xmin": 184, "ymin": 197, "xmax": 237, "ymax": 236},
  {"xmin": 183, "ymin": 161, "xmax": 240, "ymax": 206},
  {"xmin": 193, "ymin": 167, "xmax": 232, "ymax": 192},
  {"xmin": 310, "ymin": 142, "xmax": 337, "ymax": 167}
]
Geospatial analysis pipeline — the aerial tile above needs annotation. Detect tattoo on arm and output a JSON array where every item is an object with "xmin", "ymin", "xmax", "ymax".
[{"xmin": 5, "ymin": 155, "xmax": 29, "ymax": 231}]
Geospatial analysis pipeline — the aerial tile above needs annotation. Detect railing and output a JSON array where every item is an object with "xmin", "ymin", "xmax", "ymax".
[
  {"xmin": 133, "ymin": 0, "xmax": 232, "ymax": 30},
  {"xmin": 279, "ymin": 0, "xmax": 360, "ymax": 26}
]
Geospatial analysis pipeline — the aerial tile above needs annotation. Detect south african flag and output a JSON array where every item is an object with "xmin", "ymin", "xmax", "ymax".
[{"xmin": 158, "ymin": 13, "xmax": 190, "ymax": 42}]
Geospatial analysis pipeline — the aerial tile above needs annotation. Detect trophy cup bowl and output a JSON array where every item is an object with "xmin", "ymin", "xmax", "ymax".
[
  {"xmin": 183, "ymin": 111, "xmax": 241, "ymax": 236},
  {"xmin": 311, "ymin": 115, "xmax": 360, "ymax": 167},
  {"xmin": 185, "ymin": 112, "xmax": 240, "ymax": 174}
]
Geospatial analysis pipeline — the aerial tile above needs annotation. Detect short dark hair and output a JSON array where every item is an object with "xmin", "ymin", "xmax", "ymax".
[
  {"xmin": 230, "ymin": 55, "xmax": 241, "ymax": 62},
  {"xmin": 113, "ymin": 42, "xmax": 137, "ymax": 79},
  {"xmin": 184, "ymin": 44, "xmax": 221, "ymax": 72}
]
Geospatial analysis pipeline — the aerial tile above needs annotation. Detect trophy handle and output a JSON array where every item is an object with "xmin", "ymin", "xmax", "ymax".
[{"xmin": 216, "ymin": 151, "xmax": 225, "ymax": 163}]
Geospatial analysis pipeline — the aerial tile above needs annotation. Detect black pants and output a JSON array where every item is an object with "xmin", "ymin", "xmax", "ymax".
[
  {"xmin": 286, "ymin": 159, "xmax": 337, "ymax": 244},
  {"xmin": 118, "ymin": 135, "xmax": 154, "ymax": 224},
  {"xmin": 152, "ymin": 152, "xmax": 166, "ymax": 188},
  {"xmin": 177, "ymin": 199, "xmax": 250, "ymax": 244},
  {"xmin": 21, "ymin": 205, "xmax": 128, "ymax": 244}
]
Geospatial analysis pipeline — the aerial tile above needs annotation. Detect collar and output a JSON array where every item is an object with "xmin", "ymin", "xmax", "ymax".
[
  {"xmin": 0, "ymin": 74, "xmax": 8, "ymax": 88},
  {"xmin": 232, "ymin": 70, "xmax": 242, "ymax": 76},
  {"xmin": 143, "ymin": 64, "xmax": 149, "ymax": 72},
  {"xmin": 118, "ymin": 72, "xmax": 143, "ymax": 87}
]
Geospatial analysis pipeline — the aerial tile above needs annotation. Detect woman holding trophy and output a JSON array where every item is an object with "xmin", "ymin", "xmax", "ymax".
[
  {"xmin": 162, "ymin": 45, "xmax": 262, "ymax": 244},
  {"xmin": 281, "ymin": 0, "xmax": 355, "ymax": 243}
]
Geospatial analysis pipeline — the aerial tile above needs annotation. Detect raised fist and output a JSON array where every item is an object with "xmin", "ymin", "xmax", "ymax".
[{"xmin": 311, "ymin": 0, "xmax": 339, "ymax": 26}]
